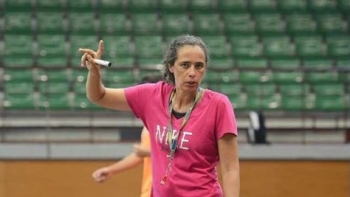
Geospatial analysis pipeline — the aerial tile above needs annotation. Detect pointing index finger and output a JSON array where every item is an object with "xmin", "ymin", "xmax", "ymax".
[{"xmin": 96, "ymin": 40, "xmax": 104, "ymax": 57}]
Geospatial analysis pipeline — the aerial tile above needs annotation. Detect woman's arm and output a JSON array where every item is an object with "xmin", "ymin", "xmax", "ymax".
[
  {"xmin": 218, "ymin": 134, "xmax": 240, "ymax": 197},
  {"xmin": 92, "ymin": 127, "xmax": 151, "ymax": 183},
  {"xmin": 92, "ymin": 152, "xmax": 143, "ymax": 183},
  {"xmin": 79, "ymin": 40, "xmax": 131, "ymax": 111},
  {"xmin": 133, "ymin": 127, "xmax": 151, "ymax": 157}
]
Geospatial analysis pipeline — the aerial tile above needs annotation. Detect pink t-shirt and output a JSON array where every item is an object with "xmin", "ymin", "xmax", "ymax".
[{"xmin": 125, "ymin": 81, "xmax": 238, "ymax": 197}]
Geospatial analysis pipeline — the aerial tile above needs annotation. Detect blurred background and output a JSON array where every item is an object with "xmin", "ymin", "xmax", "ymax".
[{"xmin": 0, "ymin": 0, "xmax": 349, "ymax": 196}]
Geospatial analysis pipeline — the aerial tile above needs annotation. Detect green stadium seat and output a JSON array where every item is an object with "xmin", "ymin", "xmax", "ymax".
[
  {"xmin": 262, "ymin": 35, "xmax": 294, "ymax": 57},
  {"xmin": 336, "ymin": 59, "xmax": 350, "ymax": 69},
  {"xmin": 246, "ymin": 95, "xmax": 279, "ymax": 110},
  {"xmin": 3, "ymin": 69, "xmax": 33, "ymax": 82},
  {"xmin": 244, "ymin": 96, "xmax": 268, "ymax": 110},
  {"xmin": 4, "ymin": 0, "xmax": 33, "ymax": 11},
  {"xmin": 108, "ymin": 81, "xmax": 137, "ymax": 89},
  {"xmin": 134, "ymin": 36, "xmax": 163, "ymax": 59},
  {"xmin": 210, "ymin": 58, "xmax": 235, "ymax": 70},
  {"xmin": 192, "ymin": 14, "xmax": 222, "ymax": 35},
  {"xmin": 217, "ymin": 0, "xmax": 247, "ymax": 12},
  {"xmin": 254, "ymin": 13, "xmax": 285, "ymax": 35},
  {"xmin": 270, "ymin": 58, "xmax": 301, "ymax": 70},
  {"xmin": 271, "ymin": 72, "xmax": 304, "ymax": 83},
  {"xmin": 36, "ymin": 12, "xmax": 65, "ymax": 34},
  {"xmin": 219, "ymin": 83, "xmax": 243, "ymax": 95},
  {"xmin": 36, "ymin": 0, "xmax": 64, "ymax": 11},
  {"xmin": 230, "ymin": 35, "xmax": 262, "ymax": 57},
  {"xmin": 99, "ymin": 13, "xmax": 129, "ymax": 35},
  {"xmin": 37, "ymin": 58, "xmax": 68, "ymax": 68},
  {"xmin": 4, "ymin": 34, "xmax": 33, "ymax": 57},
  {"xmin": 314, "ymin": 95, "xmax": 345, "ymax": 111},
  {"xmin": 223, "ymin": 13, "xmax": 255, "ymax": 35},
  {"xmin": 130, "ymin": 13, "xmax": 159, "ymax": 35},
  {"xmin": 45, "ymin": 94, "xmax": 73, "ymax": 109},
  {"xmin": 302, "ymin": 58, "xmax": 334, "ymax": 70},
  {"xmin": 285, "ymin": 14, "xmax": 317, "ymax": 35},
  {"xmin": 189, "ymin": 0, "xmax": 216, "ymax": 13},
  {"xmin": 129, "ymin": 0, "xmax": 158, "ymax": 12},
  {"xmin": 73, "ymin": 82, "xmax": 86, "ymax": 94},
  {"xmin": 71, "ymin": 69, "xmax": 88, "ymax": 83},
  {"xmin": 279, "ymin": 95, "xmax": 305, "ymax": 111},
  {"xmin": 277, "ymin": 0, "xmax": 307, "ymax": 13},
  {"xmin": 66, "ymin": 0, "xmax": 94, "ymax": 12},
  {"xmin": 69, "ymin": 57, "xmax": 84, "ymax": 68},
  {"xmin": 4, "ymin": 93, "xmax": 36, "ymax": 109},
  {"xmin": 236, "ymin": 58, "xmax": 268, "ymax": 69},
  {"xmin": 313, "ymin": 84, "xmax": 344, "ymax": 96},
  {"xmin": 326, "ymin": 36, "xmax": 350, "ymax": 58},
  {"xmin": 245, "ymin": 83, "xmax": 276, "ymax": 96},
  {"xmin": 97, "ymin": 0, "xmax": 125, "ymax": 12},
  {"xmin": 248, "ymin": 0, "xmax": 277, "ymax": 13},
  {"xmin": 112, "ymin": 57, "xmax": 135, "ymax": 68},
  {"xmin": 294, "ymin": 36, "xmax": 327, "ymax": 58},
  {"xmin": 38, "ymin": 82, "xmax": 70, "ymax": 94},
  {"xmin": 279, "ymin": 84, "xmax": 310, "ymax": 96},
  {"xmin": 69, "ymin": 35, "xmax": 99, "ymax": 60},
  {"xmin": 104, "ymin": 69, "xmax": 135, "ymax": 84},
  {"xmin": 101, "ymin": 36, "xmax": 133, "ymax": 59},
  {"xmin": 161, "ymin": 13, "xmax": 190, "ymax": 36},
  {"xmin": 307, "ymin": 0, "xmax": 338, "ymax": 13},
  {"xmin": 158, "ymin": 0, "xmax": 188, "ymax": 12},
  {"xmin": 137, "ymin": 58, "xmax": 163, "ymax": 70},
  {"xmin": 39, "ymin": 69, "xmax": 72, "ymax": 82},
  {"xmin": 4, "ymin": 81, "xmax": 34, "ymax": 94},
  {"xmin": 4, "ymin": 11, "xmax": 33, "ymax": 34},
  {"xmin": 37, "ymin": 34, "xmax": 67, "ymax": 68},
  {"xmin": 137, "ymin": 69, "xmax": 163, "ymax": 82},
  {"xmin": 337, "ymin": 0, "xmax": 350, "ymax": 14},
  {"xmin": 201, "ymin": 36, "xmax": 229, "ymax": 58},
  {"xmin": 238, "ymin": 71, "xmax": 271, "ymax": 84},
  {"xmin": 67, "ymin": 12, "xmax": 96, "ymax": 34},
  {"xmin": 315, "ymin": 14, "xmax": 347, "ymax": 35},
  {"xmin": 229, "ymin": 94, "xmax": 247, "ymax": 111},
  {"xmin": 205, "ymin": 70, "xmax": 238, "ymax": 84},
  {"xmin": 3, "ymin": 57, "xmax": 33, "ymax": 68},
  {"xmin": 305, "ymin": 72, "xmax": 340, "ymax": 84}
]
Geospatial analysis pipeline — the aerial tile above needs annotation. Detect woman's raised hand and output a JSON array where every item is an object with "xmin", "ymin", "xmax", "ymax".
[{"xmin": 79, "ymin": 40, "xmax": 104, "ymax": 71}]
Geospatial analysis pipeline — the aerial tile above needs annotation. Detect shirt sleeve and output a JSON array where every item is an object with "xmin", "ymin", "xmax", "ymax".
[
  {"xmin": 215, "ymin": 95, "xmax": 238, "ymax": 139},
  {"xmin": 124, "ymin": 83, "xmax": 157, "ymax": 120}
]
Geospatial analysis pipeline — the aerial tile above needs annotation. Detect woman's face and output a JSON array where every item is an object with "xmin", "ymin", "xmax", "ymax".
[{"xmin": 169, "ymin": 45, "xmax": 207, "ymax": 92}]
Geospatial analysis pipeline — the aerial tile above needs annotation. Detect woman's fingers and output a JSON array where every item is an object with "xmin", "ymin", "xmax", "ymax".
[
  {"xmin": 86, "ymin": 54, "xmax": 97, "ymax": 69},
  {"xmin": 96, "ymin": 40, "xmax": 104, "ymax": 58},
  {"xmin": 78, "ymin": 40, "xmax": 104, "ymax": 67},
  {"xmin": 79, "ymin": 48, "xmax": 96, "ymax": 57},
  {"xmin": 81, "ymin": 53, "xmax": 87, "ymax": 67}
]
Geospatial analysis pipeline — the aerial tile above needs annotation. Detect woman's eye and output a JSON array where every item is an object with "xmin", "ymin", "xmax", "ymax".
[
  {"xmin": 181, "ymin": 63, "xmax": 190, "ymax": 68},
  {"xmin": 195, "ymin": 64, "xmax": 204, "ymax": 69}
]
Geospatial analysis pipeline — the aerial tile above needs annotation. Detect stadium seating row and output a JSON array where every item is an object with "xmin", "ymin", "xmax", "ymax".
[
  {"xmin": 2, "ymin": 0, "xmax": 349, "ymax": 14},
  {"xmin": 2, "ymin": 11, "xmax": 349, "ymax": 35},
  {"xmin": 2, "ymin": 34, "xmax": 349, "ymax": 69}
]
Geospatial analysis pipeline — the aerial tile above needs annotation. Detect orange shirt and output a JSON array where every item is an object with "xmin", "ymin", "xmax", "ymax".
[{"xmin": 140, "ymin": 129, "xmax": 152, "ymax": 197}]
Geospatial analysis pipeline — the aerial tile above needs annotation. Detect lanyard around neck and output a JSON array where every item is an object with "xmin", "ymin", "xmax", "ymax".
[{"xmin": 167, "ymin": 87, "xmax": 203, "ymax": 157}]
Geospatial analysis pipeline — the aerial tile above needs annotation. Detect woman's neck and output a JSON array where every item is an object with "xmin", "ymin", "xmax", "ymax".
[{"xmin": 172, "ymin": 89, "xmax": 197, "ymax": 113}]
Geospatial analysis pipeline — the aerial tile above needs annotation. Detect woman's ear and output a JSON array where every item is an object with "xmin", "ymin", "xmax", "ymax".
[{"xmin": 168, "ymin": 64, "xmax": 174, "ymax": 73}]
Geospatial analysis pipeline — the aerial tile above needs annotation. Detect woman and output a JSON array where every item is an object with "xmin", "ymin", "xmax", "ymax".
[{"xmin": 79, "ymin": 35, "xmax": 240, "ymax": 197}]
